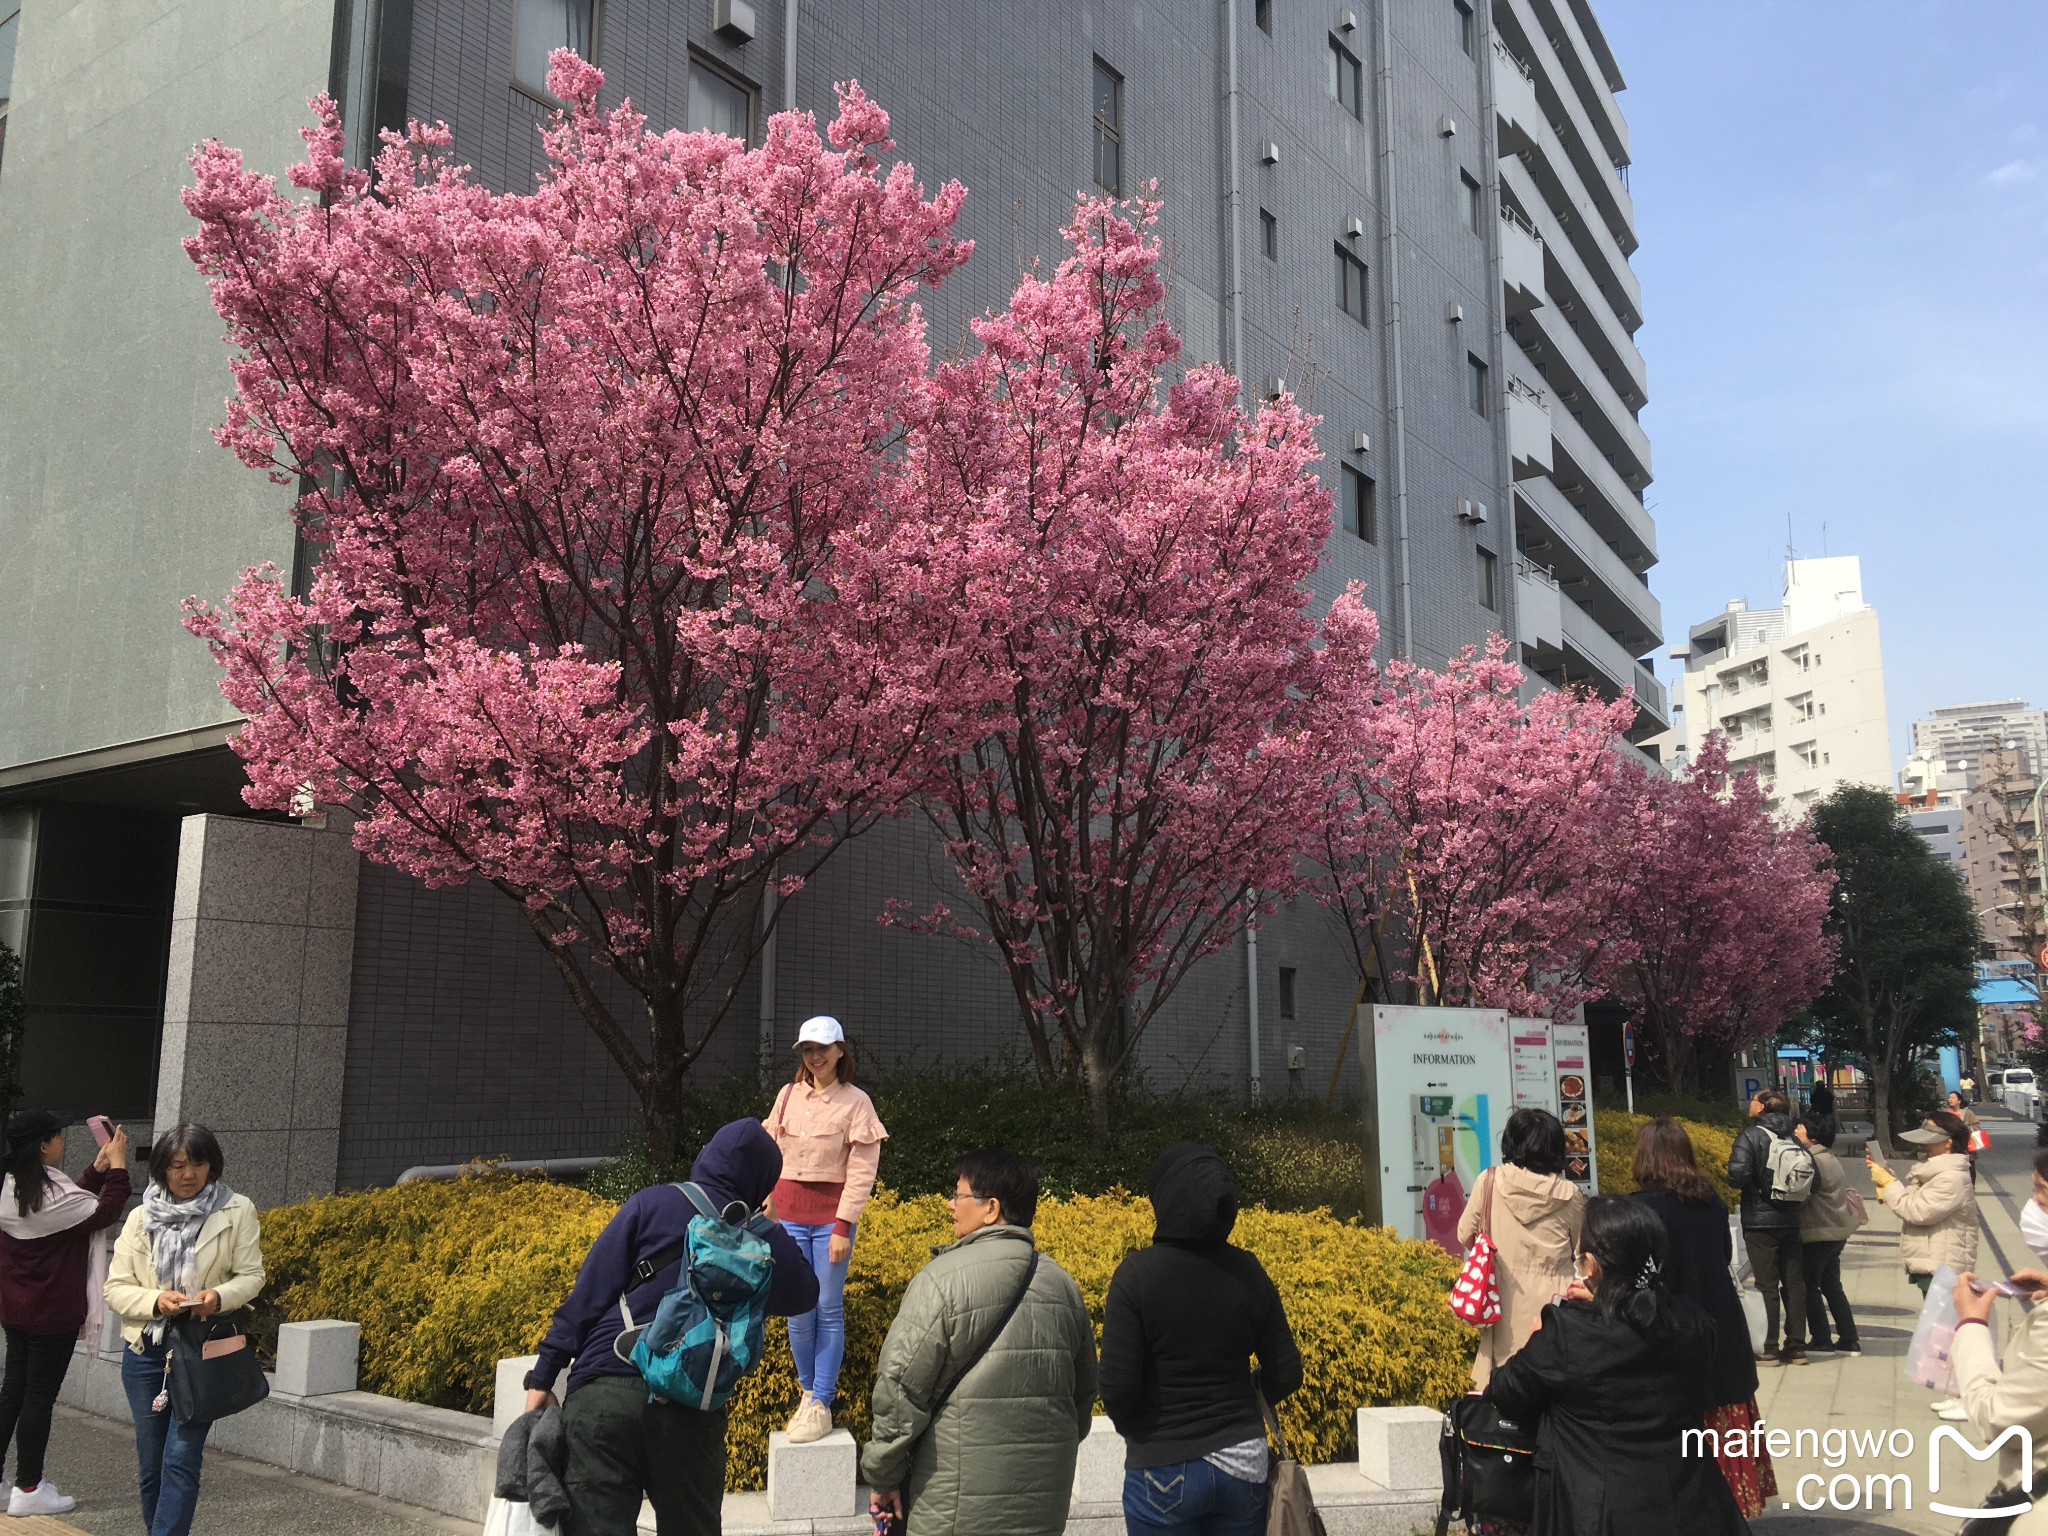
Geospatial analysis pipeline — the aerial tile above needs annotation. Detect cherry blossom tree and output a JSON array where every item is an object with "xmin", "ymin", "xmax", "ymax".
[
  {"xmin": 896, "ymin": 197, "xmax": 1381, "ymax": 1139},
  {"xmin": 179, "ymin": 56, "xmax": 975, "ymax": 1162},
  {"xmin": 1603, "ymin": 737, "xmax": 1838, "ymax": 1095},
  {"xmin": 1313, "ymin": 639, "xmax": 1640, "ymax": 1019}
]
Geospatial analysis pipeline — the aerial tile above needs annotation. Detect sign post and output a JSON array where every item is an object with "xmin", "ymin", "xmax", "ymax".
[
  {"xmin": 1366, "ymin": 1006, "xmax": 1513, "ymax": 1258},
  {"xmin": 1622, "ymin": 1021, "xmax": 1635, "ymax": 1113},
  {"xmin": 1551, "ymin": 1014, "xmax": 1598, "ymax": 1194}
]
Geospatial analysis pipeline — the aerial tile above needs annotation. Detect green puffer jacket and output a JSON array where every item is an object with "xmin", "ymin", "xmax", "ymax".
[{"xmin": 860, "ymin": 1224, "xmax": 1098, "ymax": 1536}]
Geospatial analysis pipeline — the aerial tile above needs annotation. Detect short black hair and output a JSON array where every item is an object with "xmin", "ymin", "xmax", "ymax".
[
  {"xmin": 149, "ymin": 1124, "xmax": 225, "ymax": 1190},
  {"xmin": 1926, "ymin": 1110, "xmax": 1971, "ymax": 1157},
  {"xmin": 1500, "ymin": 1107, "xmax": 1567, "ymax": 1176},
  {"xmin": 951, "ymin": 1147, "xmax": 1040, "ymax": 1228},
  {"xmin": 1797, "ymin": 1114, "xmax": 1838, "ymax": 1149}
]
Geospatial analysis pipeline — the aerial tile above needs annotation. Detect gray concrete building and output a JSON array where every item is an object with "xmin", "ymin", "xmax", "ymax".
[{"xmin": 0, "ymin": 0, "xmax": 1660, "ymax": 1200}]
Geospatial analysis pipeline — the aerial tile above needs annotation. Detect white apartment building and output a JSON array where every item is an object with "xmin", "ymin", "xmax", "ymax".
[{"xmin": 1662, "ymin": 557, "xmax": 1891, "ymax": 813}]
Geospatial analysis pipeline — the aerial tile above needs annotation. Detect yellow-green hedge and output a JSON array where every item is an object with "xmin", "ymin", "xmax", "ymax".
[
  {"xmin": 261, "ymin": 1176, "xmax": 1474, "ymax": 1491},
  {"xmin": 1593, "ymin": 1110, "xmax": 1740, "ymax": 1209}
]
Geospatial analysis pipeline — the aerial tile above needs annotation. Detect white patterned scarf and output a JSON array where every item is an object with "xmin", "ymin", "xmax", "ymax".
[{"xmin": 142, "ymin": 1180, "xmax": 236, "ymax": 1342}]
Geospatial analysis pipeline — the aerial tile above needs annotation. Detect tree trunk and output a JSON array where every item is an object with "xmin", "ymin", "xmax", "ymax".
[
  {"xmin": 1869, "ymin": 1052, "xmax": 1895, "ymax": 1164},
  {"xmin": 643, "ymin": 992, "xmax": 691, "ymax": 1169},
  {"xmin": 1080, "ymin": 1033, "xmax": 1115, "ymax": 1148}
]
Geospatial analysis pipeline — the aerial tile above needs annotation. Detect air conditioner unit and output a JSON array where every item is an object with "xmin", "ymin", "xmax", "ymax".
[
  {"xmin": 1456, "ymin": 498, "xmax": 1489, "ymax": 524},
  {"xmin": 1349, "ymin": 430, "xmax": 1371, "ymax": 454},
  {"xmin": 1260, "ymin": 141, "xmax": 1281, "ymax": 165},
  {"xmin": 1344, "ymin": 215, "xmax": 1366, "ymax": 239}
]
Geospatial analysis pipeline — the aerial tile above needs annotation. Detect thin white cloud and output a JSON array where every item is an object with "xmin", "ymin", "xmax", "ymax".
[{"xmin": 1985, "ymin": 158, "xmax": 2043, "ymax": 185}]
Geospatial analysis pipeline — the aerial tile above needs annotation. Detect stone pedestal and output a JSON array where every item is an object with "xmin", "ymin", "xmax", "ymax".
[
  {"xmin": 1357, "ymin": 1404, "xmax": 1443, "ymax": 1492},
  {"xmin": 275, "ymin": 1319, "xmax": 359, "ymax": 1396},
  {"xmin": 154, "ymin": 814, "xmax": 359, "ymax": 1208},
  {"xmin": 765, "ymin": 1427, "xmax": 858, "ymax": 1521},
  {"xmin": 493, "ymin": 1354, "xmax": 568, "ymax": 1436}
]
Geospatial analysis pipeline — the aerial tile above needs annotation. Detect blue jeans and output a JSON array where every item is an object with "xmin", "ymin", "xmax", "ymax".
[
  {"xmin": 121, "ymin": 1339, "xmax": 212, "ymax": 1536},
  {"xmin": 781, "ymin": 1221, "xmax": 853, "ymax": 1406},
  {"xmin": 1123, "ymin": 1458, "xmax": 1269, "ymax": 1535}
]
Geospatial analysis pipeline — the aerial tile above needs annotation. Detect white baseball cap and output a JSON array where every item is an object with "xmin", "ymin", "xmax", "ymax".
[{"xmin": 794, "ymin": 1015, "xmax": 845, "ymax": 1048}]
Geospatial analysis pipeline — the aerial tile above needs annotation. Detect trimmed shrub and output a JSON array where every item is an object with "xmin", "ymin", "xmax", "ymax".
[
  {"xmin": 1592, "ymin": 1109, "xmax": 1741, "ymax": 1209},
  {"xmin": 261, "ymin": 1175, "xmax": 1471, "ymax": 1491}
]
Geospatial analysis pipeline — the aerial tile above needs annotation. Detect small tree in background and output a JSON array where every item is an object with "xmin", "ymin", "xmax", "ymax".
[
  {"xmin": 1601, "ymin": 737, "xmax": 1838, "ymax": 1096},
  {"xmin": 1808, "ymin": 782, "xmax": 1978, "ymax": 1157},
  {"xmin": 0, "ymin": 941, "xmax": 23, "ymax": 1118},
  {"xmin": 181, "ymin": 59, "xmax": 975, "ymax": 1163},
  {"xmin": 898, "ymin": 199, "xmax": 1381, "ymax": 1140},
  {"xmin": 1313, "ymin": 638, "xmax": 1640, "ymax": 1018}
]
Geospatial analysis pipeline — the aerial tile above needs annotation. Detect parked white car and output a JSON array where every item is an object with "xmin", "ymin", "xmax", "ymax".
[
  {"xmin": 2004, "ymin": 1068, "xmax": 2038, "ymax": 1119},
  {"xmin": 1988, "ymin": 1070, "xmax": 2008, "ymax": 1105}
]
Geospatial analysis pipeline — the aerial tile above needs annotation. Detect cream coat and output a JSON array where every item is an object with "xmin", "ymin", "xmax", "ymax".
[
  {"xmin": 1456, "ymin": 1163, "xmax": 1585, "ymax": 1390},
  {"xmin": 1953, "ymin": 1301, "xmax": 2048, "ymax": 1533},
  {"xmin": 103, "ymin": 1194, "xmax": 266, "ymax": 1348},
  {"xmin": 1878, "ymin": 1152, "xmax": 1978, "ymax": 1277}
]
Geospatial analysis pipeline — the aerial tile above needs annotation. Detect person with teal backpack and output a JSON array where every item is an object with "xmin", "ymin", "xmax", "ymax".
[{"xmin": 525, "ymin": 1120, "xmax": 819, "ymax": 1536}]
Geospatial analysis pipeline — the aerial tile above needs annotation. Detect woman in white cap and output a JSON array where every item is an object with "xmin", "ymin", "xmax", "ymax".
[{"xmin": 762, "ymin": 1015, "xmax": 888, "ymax": 1443}]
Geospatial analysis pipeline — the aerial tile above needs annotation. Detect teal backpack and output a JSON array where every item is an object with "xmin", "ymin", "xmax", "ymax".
[{"xmin": 612, "ymin": 1182, "xmax": 778, "ymax": 1411}]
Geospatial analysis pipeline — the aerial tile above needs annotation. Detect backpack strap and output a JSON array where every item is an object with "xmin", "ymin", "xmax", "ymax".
[
  {"xmin": 616, "ymin": 1185, "xmax": 714, "ymax": 1331},
  {"xmin": 928, "ymin": 1249, "xmax": 1040, "ymax": 1420}
]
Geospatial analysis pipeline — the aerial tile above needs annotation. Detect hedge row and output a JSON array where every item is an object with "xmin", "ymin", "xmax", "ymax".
[
  {"xmin": 258, "ymin": 1175, "xmax": 1473, "ymax": 1491},
  {"xmin": 1592, "ymin": 1108, "xmax": 1741, "ymax": 1209}
]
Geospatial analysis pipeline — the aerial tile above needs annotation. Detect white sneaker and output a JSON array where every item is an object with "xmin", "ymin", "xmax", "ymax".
[
  {"xmin": 1929, "ymin": 1396, "xmax": 1960, "ymax": 1412},
  {"xmin": 783, "ymin": 1391, "xmax": 814, "ymax": 1437},
  {"xmin": 1937, "ymin": 1402, "xmax": 1971, "ymax": 1422},
  {"xmin": 787, "ymin": 1396, "xmax": 834, "ymax": 1444},
  {"xmin": 9, "ymin": 1481, "xmax": 76, "ymax": 1516}
]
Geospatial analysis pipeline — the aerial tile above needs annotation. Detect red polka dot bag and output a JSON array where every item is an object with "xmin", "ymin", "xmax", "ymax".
[{"xmin": 1446, "ymin": 1167, "xmax": 1502, "ymax": 1326}]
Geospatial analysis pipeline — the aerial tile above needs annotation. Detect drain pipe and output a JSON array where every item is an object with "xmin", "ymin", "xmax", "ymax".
[
  {"xmin": 1245, "ymin": 898, "xmax": 1263, "ymax": 1102},
  {"xmin": 1474, "ymin": 0, "xmax": 1518, "ymax": 656},
  {"xmin": 783, "ymin": 0, "xmax": 798, "ymax": 111},
  {"xmin": 1374, "ymin": 0, "xmax": 1414, "ymax": 658},
  {"xmin": 1223, "ymin": 0, "xmax": 1246, "ymax": 385}
]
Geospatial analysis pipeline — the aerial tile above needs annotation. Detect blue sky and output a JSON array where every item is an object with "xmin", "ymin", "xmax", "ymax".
[{"xmin": 1596, "ymin": 1, "xmax": 2048, "ymax": 769}]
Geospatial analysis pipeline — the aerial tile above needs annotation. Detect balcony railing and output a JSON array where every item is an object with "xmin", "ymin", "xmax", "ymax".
[
  {"xmin": 1506, "ymin": 375, "xmax": 1548, "ymax": 407},
  {"xmin": 1493, "ymin": 35, "xmax": 1534, "ymax": 83},
  {"xmin": 1500, "ymin": 202, "xmax": 1544, "ymax": 244}
]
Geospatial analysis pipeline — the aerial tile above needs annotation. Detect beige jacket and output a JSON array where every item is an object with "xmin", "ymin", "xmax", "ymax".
[
  {"xmin": 103, "ymin": 1194, "xmax": 266, "ymax": 1349},
  {"xmin": 1953, "ymin": 1302, "xmax": 2048, "ymax": 1532},
  {"xmin": 763, "ymin": 1079, "xmax": 888, "ymax": 1226},
  {"xmin": 1799, "ymin": 1148, "xmax": 1859, "ymax": 1243},
  {"xmin": 1456, "ymin": 1163, "xmax": 1585, "ymax": 1390},
  {"xmin": 1878, "ymin": 1152, "xmax": 1978, "ymax": 1277}
]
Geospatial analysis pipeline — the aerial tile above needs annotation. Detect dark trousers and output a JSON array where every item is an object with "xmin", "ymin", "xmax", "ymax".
[
  {"xmin": 562, "ymin": 1374, "xmax": 726, "ymax": 1536},
  {"xmin": 0, "ymin": 1327, "xmax": 76, "ymax": 1489},
  {"xmin": 1744, "ymin": 1228, "xmax": 1807, "ymax": 1354},
  {"xmin": 1803, "ymin": 1238, "xmax": 1858, "ymax": 1351}
]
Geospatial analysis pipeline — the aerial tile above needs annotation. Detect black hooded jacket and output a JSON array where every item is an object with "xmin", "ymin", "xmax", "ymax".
[
  {"xmin": 1098, "ymin": 1143, "xmax": 1303, "ymax": 1469},
  {"xmin": 1726, "ymin": 1108, "xmax": 1804, "ymax": 1232}
]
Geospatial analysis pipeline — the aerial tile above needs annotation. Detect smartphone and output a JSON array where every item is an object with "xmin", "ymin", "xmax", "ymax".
[
  {"xmin": 87, "ymin": 1116, "xmax": 114, "ymax": 1147},
  {"xmin": 1970, "ymin": 1278, "xmax": 2027, "ymax": 1298}
]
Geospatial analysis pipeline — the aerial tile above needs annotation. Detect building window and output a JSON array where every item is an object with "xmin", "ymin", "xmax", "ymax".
[
  {"xmin": 1256, "ymin": 0, "xmax": 1274, "ymax": 35},
  {"xmin": 1460, "ymin": 172, "xmax": 1481, "ymax": 233},
  {"xmin": 515, "ymin": 0, "xmax": 595, "ymax": 99},
  {"xmin": 688, "ymin": 57, "xmax": 755, "ymax": 141},
  {"xmin": 1329, "ymin": 39, "xmax": 1362, "ymax": 119},
  {"xmin": 1260, "ymin": 209, "xmax": 1278, "ymax": 260},
  {"xmin": 1468, "ymin": 353, "xmax": 1490, "ymax": 417},
  {"xmin": 1093, "ymin": 59, "xmax": 1124, "ymax": 195},
  {"xmin": 1336, "ymin": 246, "xmax": 1369, "ymax": 324},
  {"xmin": 1341, "ymin": 466, "xmax": 1376, "ymax": 543},
  {"xmin": 1477, "ymin": 547, "xmax": 1499, "ymax": 611},
  {"xmin": 1278, "ymin": 967, "xmax": 1297, "ymax": 1019},
  {"xmin": 1456, "ymin": 1, "xmax": 1475, "ymax": 57}
]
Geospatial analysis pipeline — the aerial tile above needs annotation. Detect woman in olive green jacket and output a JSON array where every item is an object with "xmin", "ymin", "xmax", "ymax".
[{"xmin": 862, "ymin": 1149, "xmax": 1097, "ymax": 1536}]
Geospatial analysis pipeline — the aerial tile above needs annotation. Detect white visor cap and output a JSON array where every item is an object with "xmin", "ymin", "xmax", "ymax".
[{"xmin": 794, "ymin": 1015, "xmax": 845, "ymax": 1048}]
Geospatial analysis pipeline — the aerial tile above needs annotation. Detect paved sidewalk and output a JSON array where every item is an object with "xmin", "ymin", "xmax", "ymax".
[
  {"xmin": 39, "ymin": 1404, "xmax": 477, "ymax": 1536},
  {"xmin": 1749, "ymin": 1103, "xmax": 2036, "ymax": 1534}
]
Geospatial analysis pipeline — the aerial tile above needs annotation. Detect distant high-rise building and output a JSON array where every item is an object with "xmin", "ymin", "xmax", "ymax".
[
  {"xmin": 1660, "ymin": 557, "xmax": 1890, "ymax": 814},
  {"xmin": 1900, "ymin": 701, "xmax": 2048, "ymax": 806},
  {"xmin": 1960, "ymin": 749, "xmax": 2044, "ymax": 961}
]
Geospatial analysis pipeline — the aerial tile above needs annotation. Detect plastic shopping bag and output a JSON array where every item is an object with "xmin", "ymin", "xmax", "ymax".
[
  {"xmin": 482, "ymin": 1497, "xmax": 554, "ymax": 1536},
  {"xmin": 1905, "ymin": 1264, "xmax": 1961, "ymax": 1396},
  {"xmin": 1728, "ymin": 1217, "xmax": 1754, "ymax": 1287},
  {"xmin": 1739, "ymin": 1287, "xmax": 1768, "ymax": 1356}
]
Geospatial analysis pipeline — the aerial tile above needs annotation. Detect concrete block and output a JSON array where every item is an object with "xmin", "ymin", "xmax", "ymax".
[
  {"xmin": 494, "ymin": 1354, "xmax": 567, "ymax": 1436},
  {"xmin": 1071, "ymin": 1414, "xmax": 1126, "ymax": 1505},
  {"xmin": 207, "ymin": 1394, "xmax": 302, "ymax": 1469},
  {"xmin": 275, "ymin": 1319, "xmax": 360, "ymax": 1397},
  {"xmin": 1357, "ymin": 1405, "xmax": 1443, "ymax": 1493},
  {"xmin": 765, "ymin": 1427, "xmax": 858, "ymax": 1521}
]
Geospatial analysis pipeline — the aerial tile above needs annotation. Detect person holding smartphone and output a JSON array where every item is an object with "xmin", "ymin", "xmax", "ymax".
[
  {"xmin": 1945, "ymin": 1148, "xmax": 2048, "ymax": 1523},
  {"xmin": 104, "ymin": 1125, "xmax": 265, "ymax": 1536},
  {"xmin": 0, "ymin": 1111, "xmax": 131, "ymax": 1516}
]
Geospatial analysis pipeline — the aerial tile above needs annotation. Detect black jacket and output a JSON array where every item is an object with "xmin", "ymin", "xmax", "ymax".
[
  {"xmin": 1098, "ymin": 1143, "xmax": 1303, "ymax": 1469},
  {"xmin": 1486, "ymin": 1295, "xmax": 1748, "ymax": 1536},
  {"xmin": 1631, "ymin": 1188, "xmax": 1757, "ymax": 1409},
  {"xmin": 1725, "ymin": 1111, "xmax": 1804, "ymax": 1232}
]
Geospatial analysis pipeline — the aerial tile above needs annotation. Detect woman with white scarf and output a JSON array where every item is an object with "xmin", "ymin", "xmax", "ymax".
[
  {"xmin": 1948, "ymin": 1146, "xmax": 2048, "ymax": 1532},
  {"xmin": 104, "ymin": 1125, "xmax": 264, "ymax": 1536},
  {"xmin": 0, "ymin": 1109, "xmax": 131, "ymax": 1517}
]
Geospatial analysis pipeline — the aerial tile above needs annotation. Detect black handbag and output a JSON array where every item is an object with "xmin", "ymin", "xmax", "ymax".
[
  {"xmin": 1957, "ymin": 1479, "xmax": 2033, "ymax": 1536},
  {"xmin": 165, "ymin": 1309, "xmax": 270, "ymax": 1425},
  {"xmin": 1435, "ymin": 1393, "xmax": 1537, "ymax": 1536}
]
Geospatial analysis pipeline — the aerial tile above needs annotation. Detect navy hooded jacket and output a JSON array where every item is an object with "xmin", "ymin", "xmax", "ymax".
[{"xmin": 528, "ymin": 1119, "xmax": 820, "ymax": 1396}]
